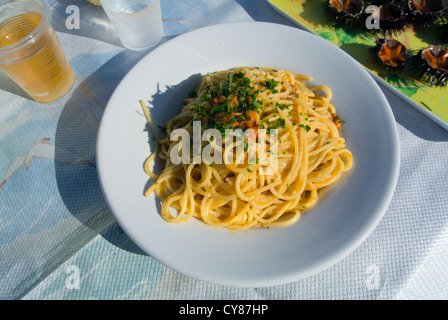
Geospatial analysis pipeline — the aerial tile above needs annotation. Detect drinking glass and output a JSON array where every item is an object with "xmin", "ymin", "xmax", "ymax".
[
  {"xmin": 0, "ymin": 0, "xmax": 75, "ymax": 103},
  {"xmin": 99, "ymin": 0, "xmax": 163, "ymax": 51}
]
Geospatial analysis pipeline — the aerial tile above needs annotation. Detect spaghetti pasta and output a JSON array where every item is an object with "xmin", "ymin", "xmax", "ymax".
[{"xmin": 141, "ymin": 67, "xmax": 353, "ymax": 230}]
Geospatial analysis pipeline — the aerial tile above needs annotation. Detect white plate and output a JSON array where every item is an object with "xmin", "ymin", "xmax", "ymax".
[{"xmin": 96, "ymin": 22, "xmax": 400, "ymax": 287}]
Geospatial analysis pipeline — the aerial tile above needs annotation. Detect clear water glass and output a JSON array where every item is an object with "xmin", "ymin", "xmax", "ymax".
[{"xmin": 99, "ymin": 0, "xmax": 163, "ymax": 51}]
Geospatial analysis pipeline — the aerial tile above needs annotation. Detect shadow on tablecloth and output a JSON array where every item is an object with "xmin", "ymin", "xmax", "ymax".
[{"xmin": 54, "ymin": 49, "xmax": 147, "ymax": 256}]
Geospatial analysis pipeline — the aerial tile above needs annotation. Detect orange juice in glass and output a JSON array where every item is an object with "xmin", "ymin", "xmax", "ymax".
[{"xmin": 0, "ymin": 0, "xmax": 74, "ymax": 103}]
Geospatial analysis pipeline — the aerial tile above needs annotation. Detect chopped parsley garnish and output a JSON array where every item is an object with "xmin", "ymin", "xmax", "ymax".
[
  {"xmin": 334, "ymin": 115, "xmax": 346, "ymax": 124},
  {"xmin": 262, "ymin": 79, "xmax": 279, "ymax": 94},
  {"xmin": 200, "ymin": 86, "xmax": 214, "ymax": 101},
  {"xmin": 274, "ymin": 103, "xmax": 291, "ymax": 112},
  {"xmin": 192, "ymin": 104, "xmax": 208, "ymax": 118},
  {"xmin": 189, "ymin": 71, "xmax": 264, "ymax": 134},
  {"xmin": 299, "ymin": 124, "xmax": 311, "ymax": 132},
  {"xmin": 268, "ymin": 118, "xmax": 286, "ymax": 130}
]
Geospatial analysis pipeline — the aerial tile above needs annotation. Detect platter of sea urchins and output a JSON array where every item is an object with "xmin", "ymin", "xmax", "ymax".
[{"xmin": 269, "ymin": 0, "xmax": 448, "ymax": 130}]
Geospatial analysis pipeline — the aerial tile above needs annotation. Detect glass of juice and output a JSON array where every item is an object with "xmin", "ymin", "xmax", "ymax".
[
  {"xmin": 99, "ymin": 0, "xmax": 163, "ymax": 51},
  {"xmin": 0, "ymin": 0, "xmax": 74, "ymax": 103}
]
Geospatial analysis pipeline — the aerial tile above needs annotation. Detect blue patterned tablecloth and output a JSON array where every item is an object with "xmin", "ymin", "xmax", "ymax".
[{"xmin": 1, "ymin": 0, "xmax": 448, "ymax": 300}]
